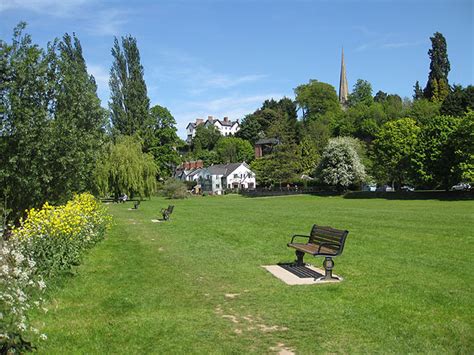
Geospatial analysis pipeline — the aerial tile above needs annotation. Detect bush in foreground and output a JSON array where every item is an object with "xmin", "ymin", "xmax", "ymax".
[{"xmin": 12, "ymin": 193, "xmax": 111, "ymax": 277}]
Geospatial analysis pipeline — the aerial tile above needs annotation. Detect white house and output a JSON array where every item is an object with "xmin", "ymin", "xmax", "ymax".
[
  {"xmin": 186, "ymin": 116, "xmax": 240, "ymax": 144},
  {"xmin": 200, "ymin": 163, "xmax": 256, "ymax": 195}
]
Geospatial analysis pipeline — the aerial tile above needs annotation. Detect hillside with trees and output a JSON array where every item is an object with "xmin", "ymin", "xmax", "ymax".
[{"xmin": 1, "ymin": 24, "xmax": 472, "ymax": 225}]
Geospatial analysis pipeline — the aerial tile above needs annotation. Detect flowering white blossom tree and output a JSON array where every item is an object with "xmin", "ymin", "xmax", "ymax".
[
  {"xmin": 0, "ymin": 241, "xmax": 47, "ymax": 353},
  {"xmin": 315, "ymin": 137, "xmax": 366, "ymax": 190}
]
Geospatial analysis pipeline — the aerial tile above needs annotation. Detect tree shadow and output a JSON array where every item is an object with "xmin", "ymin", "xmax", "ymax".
[{"xmin": 343, "ymin": 190, "xmax": 474, "ymax": 201}]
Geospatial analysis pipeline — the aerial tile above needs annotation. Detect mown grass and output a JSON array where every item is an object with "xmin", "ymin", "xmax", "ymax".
[{"xmin": 34, "ymin": 195, "xmax": 473, "ymax": 353}]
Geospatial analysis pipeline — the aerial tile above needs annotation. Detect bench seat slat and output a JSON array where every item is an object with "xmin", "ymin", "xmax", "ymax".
[{"xmin": 288, "ymin": 242, "xmax": 339, "ymax": 256}]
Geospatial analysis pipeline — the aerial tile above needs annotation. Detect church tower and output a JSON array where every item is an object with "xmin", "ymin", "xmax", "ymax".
[{"xmin": 339, "ymin": 47, "xmax": 349, "ymax": 106}]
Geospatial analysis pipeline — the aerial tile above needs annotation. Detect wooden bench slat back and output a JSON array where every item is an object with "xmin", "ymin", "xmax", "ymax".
[
  {"xmin": 168, "ymin": 205, "xmax": 174, "ymax": 213},
  {"xmin": 309, "ymin": 225, "xmax": 349, "ymax": 255}
]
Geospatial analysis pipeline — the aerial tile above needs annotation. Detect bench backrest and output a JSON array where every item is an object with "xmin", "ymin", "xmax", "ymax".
[
  {"xmin": 168, "ymin": 205, "xmax": 174, "ymax": 213},
  {"xmin": 309, "ymin": 225, "xmax": 349, "ymax": 256}
]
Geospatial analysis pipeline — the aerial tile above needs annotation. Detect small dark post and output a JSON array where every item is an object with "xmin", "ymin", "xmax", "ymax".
[{"xmin": 295, "ymin": 250, "xmax": 305, "ymax": 266}]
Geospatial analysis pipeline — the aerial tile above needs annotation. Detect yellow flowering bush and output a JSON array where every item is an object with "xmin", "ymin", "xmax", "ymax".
[{"xmin": 12, "ymin": 193, "xmax": 111, "ymax": 277}]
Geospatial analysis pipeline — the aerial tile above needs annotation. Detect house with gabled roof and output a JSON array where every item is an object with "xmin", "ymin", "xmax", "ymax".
[
  {"xmin": 199, "ymin": 162, "xmax": 256, "ymax": 195},
  {"xmin": 186, "ymin": 116, "xmax": 240, "ymax": 144}
]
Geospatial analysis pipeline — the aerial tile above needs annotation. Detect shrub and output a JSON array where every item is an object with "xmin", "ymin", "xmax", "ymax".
[
  {"xmin": 162, "ymin": 179, "xmax": 188, "ymax": 199},
  {"xmin": 0, "ymin": 241, "xmax": 47, "ymax": 353},
  {"xmin": 11, "ymin": 193, "xmax": 111, "ymax": 277}
]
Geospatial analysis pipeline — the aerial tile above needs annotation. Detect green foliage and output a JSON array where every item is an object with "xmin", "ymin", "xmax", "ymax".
[
  {"xmin": 161, "ymin": 178, "xmax": 188, "ymax": 199},
  {"xmin": 0, "ymin": 24, "xmax": 54, "ymax": 222},
  {"xmin": 250, "ymin": 145, "xmax": 301, "ymax": 186},
  {"xmin": 315, "ymin": 137, "xmax": 366, "ymax": 190},
  {"xmin": 48, "ymin": 33, "xmax": 107, "ymax": 202},
  {"xmin": 412, "ymin": 115, "xmax": 461, "ymax": 189},
  {"xmin": 235, "ymin": 114, "xmax": 262, "ymax": 144},
  {"xmin": 95, "ymin": 135, "xmax": 158, "ymax": 198},
  {"xmin": 192, "ymin": 124, "xmax": 221, "ymax": 151},
  {"xmin": 302, "ymin": 119, "xmax": 330, "ymax": 154},
  {"xmin": 451, "ymin": 111, "xmax": 474, "ymax": 182},
  {"xmin": 294, "ymin": 80, "xmax": 341, "ymax": 122},
  {"xmin": 298, "ymin": 136, "xmax": 320, "ymax": 175},
  {"xmin": 0, "ymin": 24, "xmax": 106, "ymax": 223},
  {"xmin": 148, "ymin": 105, "xmax": 181, "ymax": 178},
  {"xmin": 372, "ymin": 118, "xmax": 420, "ymax": 186},
  {"xmin": 413, "ymin": 81, "xmax": 424, "ymax": 100},
  {"xmin": 407, "ymin": 99, "xmax": 440, "ymax": 124},
  {"xmin": 348, "ymin": 79, "xmax": 373, "ymax": 107},
  {"xmin": 109, "ymin": 35, "xmax": 151, "ymax": 140},
  {"xmin": 441, "ymin": 85, "xmax": 474, "ymax": 117},
  {"xmin": 215, "ymin": 137, "xmax": 254, "ymax": 164},
  {"xmin": 424, "ymin": 32, "xmax": 450, "ymax": 102}
]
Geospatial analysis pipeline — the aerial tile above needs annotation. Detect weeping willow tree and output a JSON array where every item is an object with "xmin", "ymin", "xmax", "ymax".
[{"xmin": 95, "ymin": 135, "xmax": 158, "ymax": 198}]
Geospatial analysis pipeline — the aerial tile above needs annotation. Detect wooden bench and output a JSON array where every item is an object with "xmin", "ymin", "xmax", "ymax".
[
  {"xmin": 287, "ymin": 224, "xmax": 349, "ymax": 281},
  {"xmin": 161, "ymin": 205, "xmax": 174, "ymax": 221},
  {"xmin": 133, "ymin": 200, "xmax": 140, "ymax": 209}
]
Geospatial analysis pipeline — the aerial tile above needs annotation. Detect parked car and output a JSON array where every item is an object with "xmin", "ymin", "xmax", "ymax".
[
  {"xmin": 401, "ymin": 185, "xmax": 415, "ymax": 192},
  {"xmin": 362, "ymin": 183, "xmax": 377, "ymax": 192},
  {"xmin": 450, "ymin": 182, "xmax": 471, "ymax": 191},
  {"xmin": 376, "ymin": 185, "xmax": 394, "ymax": 192}
]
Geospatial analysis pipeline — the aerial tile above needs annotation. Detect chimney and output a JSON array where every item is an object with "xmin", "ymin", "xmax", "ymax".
[
  {"xmin": 196, "ymin": 118, "xmax": 203, "ymax": 125},
  {"xmin": 223, "ymin": 116, "xmax": 229, "ymax": 122},
  {"xmin": 197, "ymin": 160, "xmax": 203, "ymax": 168},
  {"xmin": 184, "ymin": 162, "xmax": 190, "ymax": 170},
  {"xmin": 208, "ymin": 115, "xmax": 213, "ymax": 122}
]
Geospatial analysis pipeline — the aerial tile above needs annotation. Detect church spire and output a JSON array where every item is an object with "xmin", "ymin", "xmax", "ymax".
[{"xmin": 339, "ymin": 47, "xmax": 348, "ymax": 106}]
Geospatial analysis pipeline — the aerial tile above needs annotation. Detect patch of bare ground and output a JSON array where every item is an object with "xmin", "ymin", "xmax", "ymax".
[
  {"xmin": 214, "ymin": 299, "xmax": 292, "ymax": 350},
  {"xmin": 269, "ymin": 342, "xmax": 295, "ymax": 355}
]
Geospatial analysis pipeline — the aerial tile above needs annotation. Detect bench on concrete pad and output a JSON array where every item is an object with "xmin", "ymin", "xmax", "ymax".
[
  {"xmin": 161, "ymin": 205, "xmax": 174, "ymax": 221},
  {"xmin": 287, "ymin": 224, "xmax": 349, "ymax": 281}
]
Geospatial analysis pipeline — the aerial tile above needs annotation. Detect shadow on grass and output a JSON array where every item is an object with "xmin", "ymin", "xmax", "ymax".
[
  {"xmin": 343, "ymin": 190, "xmax": 474, "ymax": 201},
  {"xmin": 240, "ymin": 190, "xmax": 474, "ymax": 201}
]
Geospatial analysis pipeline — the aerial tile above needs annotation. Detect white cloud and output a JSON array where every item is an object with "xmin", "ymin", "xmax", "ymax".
[
  {"xmin": 0, "ymin": 0, "xmax": 89, "ymax": 16},
  {"xmin": 153, "ymin": 49, "xmax": 267, "ymax": 95},
  {"xmin": 381, "ymin": 41, "xmax": 423, "ymax": 49},
  {"xmin": 0, "ymin": 0, "xmax": 130, "ymax": 37},
  {"xmin": 85, "ymin": 9, "xmax": 130, "ymax": 36}
]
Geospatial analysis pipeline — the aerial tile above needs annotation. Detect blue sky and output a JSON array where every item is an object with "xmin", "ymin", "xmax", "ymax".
[{"xmin": 1, "ymin": 0, "xmax": 472, "ymax": 138}]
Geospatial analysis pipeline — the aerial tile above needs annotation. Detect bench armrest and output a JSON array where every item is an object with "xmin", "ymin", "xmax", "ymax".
[{"xmin": 290, "ymin": 234, "xmax": 310, "ymax": 243}]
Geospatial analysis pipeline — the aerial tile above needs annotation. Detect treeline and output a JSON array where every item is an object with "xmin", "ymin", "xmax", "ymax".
[
  {"xmin": 1, "ymin": 23, "xmax": 181, "ymax": 224},
  {"xmin": 185, "ymin": 32, "xmax": 473, "ymax": 191}
]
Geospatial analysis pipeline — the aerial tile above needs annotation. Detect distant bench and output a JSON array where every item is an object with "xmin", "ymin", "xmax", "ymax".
[
  {"xmin": 160, "ymin": 205, "xmax": 174, "ymax": 221},
  {"xmin": 287, "ymin": 224, "xmax": 349, "ymax": 281}
]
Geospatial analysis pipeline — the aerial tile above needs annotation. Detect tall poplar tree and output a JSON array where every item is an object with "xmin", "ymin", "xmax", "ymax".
[
  {"xmin": 424, "ymin": 32, "xmax": 450, "ymax": 102},
  {"xmin": 48, "ymin": 33, "xmax": 107, "ymax": 201},
  {"xmin": 109, "ymin": 35, "xmax": 151, "ymax": 144},
  {"xmin": 0, "ymin": 23, "xmax": 54, "ymax": 222}
]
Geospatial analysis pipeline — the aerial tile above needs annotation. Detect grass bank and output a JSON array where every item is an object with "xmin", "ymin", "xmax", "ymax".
[{"xmin": 34, "ymin": 195, "xmax": 473, "ymax": 353}]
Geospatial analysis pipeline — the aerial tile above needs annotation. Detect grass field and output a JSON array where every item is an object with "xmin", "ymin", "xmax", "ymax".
[{"xmin": 33, "ymin": 195, "xmax": 473, "ymax": 353}]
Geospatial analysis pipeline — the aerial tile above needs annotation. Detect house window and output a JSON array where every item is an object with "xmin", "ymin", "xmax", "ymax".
[
  {"xmin": 216, "ymin": 184, "xmax": 220, "ymax": 188},
  {"xmin": 234, "ymin": 174, "xmax": 239, "ymax": 178}
]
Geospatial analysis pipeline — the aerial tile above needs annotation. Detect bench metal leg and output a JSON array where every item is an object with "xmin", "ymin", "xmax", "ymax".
[
  {"xmin": 295, "ymin": 250, "xmax": 305, "ymax": 266},
  {"xmin": 315, "ymin": 257, "xmax": 341, "ymax": 281}
]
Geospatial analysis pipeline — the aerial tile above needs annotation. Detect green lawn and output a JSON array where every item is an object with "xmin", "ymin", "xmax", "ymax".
[{"xmin": 34, "ymin": 195, "xmax": 473, "ymax": 353}]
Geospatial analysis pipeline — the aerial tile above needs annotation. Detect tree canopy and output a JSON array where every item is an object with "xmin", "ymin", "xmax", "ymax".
[{"xmin": 94, "ymin": 135, "xmax": 158, "ymax": 198}]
